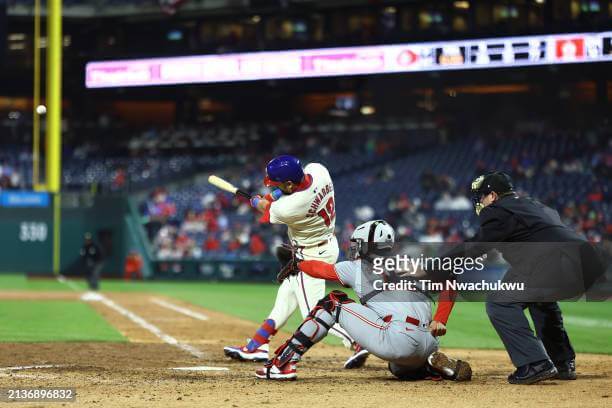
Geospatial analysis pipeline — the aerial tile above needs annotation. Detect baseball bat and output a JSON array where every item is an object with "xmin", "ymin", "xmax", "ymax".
[{"xmin": 208, "ymin": 175, "xmax": 252, "ymax": 199}]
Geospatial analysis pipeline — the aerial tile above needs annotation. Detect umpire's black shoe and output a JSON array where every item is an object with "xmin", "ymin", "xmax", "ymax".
[
  {"xmin": 555, "ymin": 359, "xmax": 577, "ymax": 380},
  {"xmin": 508, "ymin": 359, "xmax": 558, "ymax": 385}
]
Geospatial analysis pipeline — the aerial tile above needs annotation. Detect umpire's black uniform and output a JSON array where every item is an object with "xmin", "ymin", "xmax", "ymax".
[
  {"xmin": 80, "ymin": 233, "xmax": 103, "ymax": 291},
  {"xmin": 459, "ymin": 172, "xmax": 597, "ymax": 384}
]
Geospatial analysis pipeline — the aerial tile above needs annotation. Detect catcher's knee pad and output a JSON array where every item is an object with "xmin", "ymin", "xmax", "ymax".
[
  {"xmin": 294, "ymin": 293, "xmax": 349, "ymax": 348},
  {"xmin": 316, "ymin": 290, "xmax": 354, "ymax": 318}
]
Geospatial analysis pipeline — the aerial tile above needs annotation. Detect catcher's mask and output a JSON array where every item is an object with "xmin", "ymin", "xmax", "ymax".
[
  {"xmin": 349, "ymin": 220, "xmax": 395, "ymax": 261},
  {"xmin": 470, "ymin": 171, "xmax": 515, "ymax": 215}
]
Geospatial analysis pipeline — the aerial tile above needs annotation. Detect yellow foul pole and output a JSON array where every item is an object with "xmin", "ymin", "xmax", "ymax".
[
  {"xmin": 32, "ymin": 0, "xmax": 41, "ymax": 189},
  {"xmin": 46, "ymin": 0, "xmax": 62, "ymax": 274}
]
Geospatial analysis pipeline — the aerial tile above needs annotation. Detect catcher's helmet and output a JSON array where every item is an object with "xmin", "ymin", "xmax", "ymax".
[
  {"xmin": 470, "ymin": 171, "xmax": 515, "ymax": 214},
  {"xmin": 264, "ymin": 155, "xmax": 304, "ymax": 187},
  {"xmin": 349, "ymin": 220, "xmax": 395, "ymax": 261}
]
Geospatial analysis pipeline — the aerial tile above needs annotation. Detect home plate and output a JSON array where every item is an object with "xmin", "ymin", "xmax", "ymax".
[{"xmin": 171, "ymin": 366, "xmax": 229, "ymax": 372}]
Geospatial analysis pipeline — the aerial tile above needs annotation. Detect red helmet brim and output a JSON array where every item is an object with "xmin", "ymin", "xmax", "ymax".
[{"xmin": 264, "ymin": 176, "xmax": 283, "ymax": 187}]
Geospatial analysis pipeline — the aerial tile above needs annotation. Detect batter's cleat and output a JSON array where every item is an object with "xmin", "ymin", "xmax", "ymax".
[
  {"xmin": 223, "ymin": 340, "xmax": 269, "ymax": 362},
  {"xmin": 255, "ymin": 360, "xmax": 298, "ymax": 381},
  {"xmin": 507, "ymin": 359, "xmax": 558, "ymax": 385},
  {"xmin": 344, "ymin": 344, "xmax": 370, "ymax": 369},
  {"xmin": 427, "ymin": 351, "xmax": 472, "ymax": 382},
  {"xmin": 554, "ymin": 359, "xmax": 577, "ymax": 380}
]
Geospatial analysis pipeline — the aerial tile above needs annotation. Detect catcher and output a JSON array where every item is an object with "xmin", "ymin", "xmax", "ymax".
[{"xmin": 256, "ymin": 219, "xmax": 472, "ymax": 381}]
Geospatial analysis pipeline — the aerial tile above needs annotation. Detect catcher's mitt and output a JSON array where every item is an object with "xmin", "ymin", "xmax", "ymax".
[{"xmin": 276, "ymin": 244, "xmax": 302, "ymax": 283}]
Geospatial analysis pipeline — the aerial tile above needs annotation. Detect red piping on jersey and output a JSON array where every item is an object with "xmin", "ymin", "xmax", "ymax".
[
  {"xmin": 298, "ymin": 260, "xmax": 340, "ymax": 282},
  {"xmin": 300, "ymin": 272, "xmax": 310, "ymax": 311},
  {"xmin": 342, "ymin": 306, "xmax": 387, "ymax": 330}
]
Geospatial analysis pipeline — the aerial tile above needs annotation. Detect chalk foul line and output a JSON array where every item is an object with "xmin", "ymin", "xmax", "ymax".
[
  {"xmin": 84, "ymin": 294, "xmax": 214, "ymax": 362},
  {"xmin": 150, "ymin": 298, "xmax": 209, "ymax": 321}
]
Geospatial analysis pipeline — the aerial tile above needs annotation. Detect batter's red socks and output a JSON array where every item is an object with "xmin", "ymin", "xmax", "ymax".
[{"xmin": 247, "ymin": 319, "xmax": 277, "ymax": 352}]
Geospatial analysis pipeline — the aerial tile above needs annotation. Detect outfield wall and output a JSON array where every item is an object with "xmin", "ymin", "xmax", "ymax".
[
  {"xmin": 0, "ymin": 192, "xmax": 278, "ymax": 281},
  {"xmin": 0, "ymin": 192, "xmax": 129, "ymax": 277}
]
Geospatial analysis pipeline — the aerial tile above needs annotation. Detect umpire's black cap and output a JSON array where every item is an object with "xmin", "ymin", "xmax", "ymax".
[{"xmin": 471, "ymin": 171, "xmax": 515, "ymax": 199}]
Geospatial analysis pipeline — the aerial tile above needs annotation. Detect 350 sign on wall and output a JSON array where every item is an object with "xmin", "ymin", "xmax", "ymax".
[{"xmin": 19, "ymin": 222, "xmax": 48, "ymax": 242}]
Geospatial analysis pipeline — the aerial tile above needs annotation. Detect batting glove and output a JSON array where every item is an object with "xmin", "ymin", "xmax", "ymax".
[{"xmin": 250, "ymin": 195, "xmax": 262, "ymax": 209}]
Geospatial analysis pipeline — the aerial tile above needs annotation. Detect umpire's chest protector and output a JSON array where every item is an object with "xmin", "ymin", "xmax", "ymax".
[{"xmin": 492, "ymin": 196, "xmax": 582, "ymax": 243}]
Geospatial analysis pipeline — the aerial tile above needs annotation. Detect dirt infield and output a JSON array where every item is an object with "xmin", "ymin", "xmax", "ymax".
[{"xmin": 0, "ymin": 292, "xmax": 610, "ymax": 408}]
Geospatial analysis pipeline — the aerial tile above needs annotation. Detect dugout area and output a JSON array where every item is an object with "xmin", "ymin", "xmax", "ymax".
[{"xmin": 0, "ymin": 275, "xmax": 610, "ymax": 407}]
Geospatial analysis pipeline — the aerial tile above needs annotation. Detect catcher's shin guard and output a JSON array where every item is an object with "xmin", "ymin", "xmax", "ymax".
[{"xmin": 272, "ymin": 290, "xmax": 354, "ymax": 367}]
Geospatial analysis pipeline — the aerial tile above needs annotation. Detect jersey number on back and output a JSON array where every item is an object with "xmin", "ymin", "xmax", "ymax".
[{"xmin": 317, "ymin": 197, "xmax": 336, "ymax": 227}]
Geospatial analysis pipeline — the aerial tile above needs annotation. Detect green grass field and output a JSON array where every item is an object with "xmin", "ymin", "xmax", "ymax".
[
  {"xmin": 0, "ymin": 300, "xmax": 125, "ymax": 342},
  {"xmin": 0, "ymin": 274, "xmax": 610, "ymax": 354}
]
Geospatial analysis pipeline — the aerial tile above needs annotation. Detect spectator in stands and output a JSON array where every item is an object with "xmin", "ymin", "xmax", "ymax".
[
  {"xmin": 434, "ymin": 191, "xmax": 471, "ymax": 211},
  {"xmin": 144, "ymin": 188, "xmax": 177, "ymax": 239},
  {"xmin": 157, "ymin": 239, "xmax": 178, "ymax": 260},
  {"xmin": 112, "ymin": 167, "xmax": 127, "ymax": 190},
  {"xmin": 228, "ymin": 235, "xmax": 242, "ymax": 253},
  {"xmin": 0, "ymin": 160, "xmax": 21, "ymax": 190},
  {"xmin": 204, "ymin": 234, "xmax": 221, "ymax": 252},
  {"xmin": 354, "ymin": 204, "xmax": 375, "ymax": 222},
  {"xmin": 181, "ymin": 210, "xmax": 205, "ymax": 233},
  {"xmin": 419, "ymin": 225, "xmax": 444, "ymax": 243},
  {"xmin": 249, "ymin": 233, "xmax": 266, "ymax": 256}
]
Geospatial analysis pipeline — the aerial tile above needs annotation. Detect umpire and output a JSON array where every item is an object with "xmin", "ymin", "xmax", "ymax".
[
  {"xmin": 461, "ymin": 171, "xmax": 600, "ymax": 385},
  {"xmin": 80, "ymin": 232, "xmax": 103, "ymax": 291}
]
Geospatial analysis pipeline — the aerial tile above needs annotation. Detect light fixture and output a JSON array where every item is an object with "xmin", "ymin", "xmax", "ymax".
[
  {"xmin": 8, "ymin": 33, "xmax": 26, "ymax": 41},
  {"xmin": 360, "ymin": 105, "xmax": 376, "ymax": 115},
  {"xmin": 453, "ymin": 1, "xmax": 470, "ymax": 9}
]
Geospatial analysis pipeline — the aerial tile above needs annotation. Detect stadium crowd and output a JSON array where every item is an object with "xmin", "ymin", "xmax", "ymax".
[
  {"xmin": 1, "ymin": 112, "xmax": 609, "ymax": 259},
  {"xmin": 139, "ymin": 120, "xmax": 611, "ymax": 260}
]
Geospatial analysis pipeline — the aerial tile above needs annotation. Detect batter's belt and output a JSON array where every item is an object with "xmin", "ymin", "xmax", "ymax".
[{"xmin": 293, "ymin": 235, "xmax": 334, "ymax": 250}]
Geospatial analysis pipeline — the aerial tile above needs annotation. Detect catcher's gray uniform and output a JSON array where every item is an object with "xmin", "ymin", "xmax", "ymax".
[
  {"xmin": 334, "ymin": 260, "xmax": 439, "ymax": 372},
  {"xmin": 270, "ymin": 259, "xmax": 441, "ymax": 377}
]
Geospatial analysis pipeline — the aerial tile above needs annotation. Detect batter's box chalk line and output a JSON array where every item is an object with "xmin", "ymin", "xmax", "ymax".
[
  {"xmin": 0, "ymin": 364, "xmax": 69, "ymax": 371},
  {"xmin": 171, "ymin": 366, "xmax": 230, "ymax": 371},
  {"xmin": 150, "ymin": 298, "xmax": 209, "ymax": 321}
]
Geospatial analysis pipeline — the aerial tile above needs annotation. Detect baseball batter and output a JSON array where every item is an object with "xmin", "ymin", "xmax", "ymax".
[
  {"xmin": 224, "ymin": 155, "xmax": 368, "ymax": 368},
  {"xmin": 255, "ymin": 220, "xmax": 472, "ymax": 381}
]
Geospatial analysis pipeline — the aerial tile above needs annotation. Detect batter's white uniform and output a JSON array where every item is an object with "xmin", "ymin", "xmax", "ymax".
[{"xmin": 267, "ymin": 163, "xmax": 353, "ymax": 345}]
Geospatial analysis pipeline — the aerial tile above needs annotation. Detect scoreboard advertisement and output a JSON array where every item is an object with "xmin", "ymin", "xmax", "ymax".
[{"xmin": 86, "ymin": 31, "xmax": 612, "ymax": 88}]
